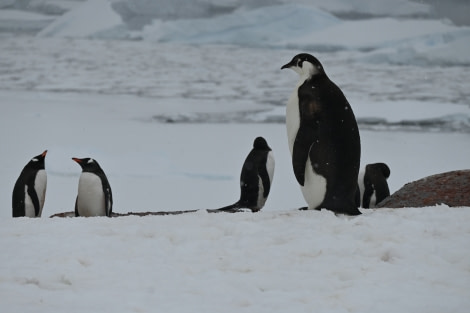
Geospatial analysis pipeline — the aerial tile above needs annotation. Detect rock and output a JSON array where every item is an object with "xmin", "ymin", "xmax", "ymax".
[
  {"xmin": 377, "ymin": 170, "xmax": 470, "ymax": 208},
  {"xmin": 49, "ymin": 208, "xmax": 249, "ymax": 218}
]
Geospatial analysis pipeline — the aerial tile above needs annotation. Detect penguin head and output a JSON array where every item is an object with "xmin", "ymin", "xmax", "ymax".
[
  {"xmin": 72, "ymin": 157, "xmax": 103, "ymax": 173},
  {"xmin": 366, "ymin": 163, "xmax": 391, "ymax": 179},
  {"xmin": 25, "ymin": 150, "xmax": 47, "ymax": 170},
  {"xmin": 281, "ymin": 53, "xmax": 324, "ymax": 78},
  {"xmin": 253, "ymin": 137, "xmax": 271, "ymax": 151}
]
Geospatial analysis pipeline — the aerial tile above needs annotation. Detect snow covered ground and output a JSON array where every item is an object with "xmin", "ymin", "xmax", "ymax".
[{"xmin": 0, "ymin": 0, "xmax": 469, "ymax": 312}]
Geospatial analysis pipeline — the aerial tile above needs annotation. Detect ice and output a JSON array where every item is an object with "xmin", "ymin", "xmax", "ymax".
[
  {"xmin": 37, "ymin": 0, "xmax": 122, "ymax": 38},
  {"xmin": 1, "ymin": 1, "xmax": 468, "ymax": 66},
  {"xmin": 0, "ymin": 9, "xmax": 53, "ymax": 33}
]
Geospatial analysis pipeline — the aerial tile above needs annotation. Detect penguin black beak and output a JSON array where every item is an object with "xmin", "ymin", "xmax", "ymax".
[
  {"xmin": 41, "ymin": 150, "xmax": 48, "ymax": 157},
  {"xmin": 281, "ymin": 59, "xmax": 295, "ymax": 70}
]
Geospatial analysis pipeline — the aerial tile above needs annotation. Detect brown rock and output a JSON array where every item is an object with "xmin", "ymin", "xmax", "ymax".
[{"xmin": 377, "ymin": 170, "xmax": 470, "ymax": 208}]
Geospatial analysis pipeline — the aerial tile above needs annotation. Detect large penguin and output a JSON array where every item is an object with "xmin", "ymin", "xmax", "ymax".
[
  {"xmin": 12, "ymin": 150, "xmax": 48, "ymax": 217},
  {"xmin": 215, "ymin": 137, "xmax": 274, "ymax": 213},
  {"xmin": 281, "ymin": 53, "xmax": 361, "ymax": 215},
  {"xmin": 72, "ymin": 157, "xmax": 113, "ymax": 217},
  {"xmin": 357, "ymin": 162, "xmax": 391, "ymax": 208}
]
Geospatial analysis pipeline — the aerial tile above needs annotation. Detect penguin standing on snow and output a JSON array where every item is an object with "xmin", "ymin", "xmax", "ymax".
[
  {"xmin": 12, "ymin": 150, "xmax": 48, "ymax": 218},
  {"xmin": 281, "ymin": 53, "xmax": 361, "ymax": 215},
  {"xmin": 357, "ymin": 163, "xmax": 391, "ymax": 208},
  {"xmin": 215, "ymin": 137, "xmax": 274, "ymax": 213},
  {"xmin": 72, "ymin": 157, "xmax": 113, "ymax": 217}
]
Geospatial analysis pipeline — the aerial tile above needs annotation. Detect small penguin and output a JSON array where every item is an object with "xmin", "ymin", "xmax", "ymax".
[
  {"xmin": 215, "ymin": 137, "xmax": 274, "ymax": 212},
  {"xmin": 12, "ymin": 150, "xmax": 48, "ymax": 218},
  {"xmin": 281, "ymin": 53, "xmax": 361, "ymax": 215},
  {"xmin": 357, "ymin": 163, "xmax": 391, "ymax": 208},
  {"xmin": 72, "ymin": 157, "xmax": 113, "ymax": 217}
]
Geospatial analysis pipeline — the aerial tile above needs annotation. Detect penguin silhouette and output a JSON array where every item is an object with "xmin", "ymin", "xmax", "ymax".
[
  {"xmin": 72, "ymin": 157, "xmax": 113, "ymax": 217},
  {"xmin": 282, "ymin": 53, "xmax": 361, "ymax": 215},
  {"xmin": 214, "ymin": 137, "xmax": 274, "ymax": 213},
  {"xmin": 12, "ymin": 150, "xmax": 48, "ymax": 217}
]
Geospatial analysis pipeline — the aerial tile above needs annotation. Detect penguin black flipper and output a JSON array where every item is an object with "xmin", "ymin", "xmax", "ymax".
[
  {"xmin": 292, "ymin": 124, "xmax": 315, "ymax": 186},
  {"xmin": 103, "ymin": 184, "xmax": 113, "ymax": 217},
  {"xmin": 27, "ymin": 182, "xmax": 41, "ymax": 217},
  {"xmin": 368, "ymin": 163, "xmax": 391, "ymax": 207},
  {"xmin": 258, "ymin": 155, "xmax": 271, "ymax": 198},
  {"xmin": 374, "ymin": 163, "xmax": 391, "ymax": 205},
  {"xmin": 74, "ymin": 197, "xmax": 80, "ymax": 217}
]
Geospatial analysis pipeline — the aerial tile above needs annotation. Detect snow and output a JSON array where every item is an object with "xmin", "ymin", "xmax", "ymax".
[
  {"xmin": 37, "ymin": 0, "xmax": 122, "ymax": 38},
  {"xmin": 1, "ymin": 0, "xmax": 470, "ymax": 312},
  {"xmin": 2, "ymin": 0, "xmax": 470, "ymax": 65},
  {"xmin": 1, "ymin": 89, "xmax": 469, "ymax": 312},
  {"xmin": 0, "ymin": 9, "xmax": 53, "ymax": 33},
  {"xmin": 1, "ymin": 207, "xmax": 469, "ymax": 312}
]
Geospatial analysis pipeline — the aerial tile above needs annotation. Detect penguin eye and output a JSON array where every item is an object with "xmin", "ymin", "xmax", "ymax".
[{"xmin": 297, "ymin": 59, "xmax": 303, "ymax": 68}]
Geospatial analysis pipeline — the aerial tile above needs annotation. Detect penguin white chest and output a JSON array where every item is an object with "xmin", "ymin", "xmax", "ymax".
[
  {"xmin": 357, "ymin": 170, "xmax": 365, "ymax": 207},
  {"xmin": 24, "ymin": 169, "xmax": 47, "ymax": 217},
  {"xmin": 76, "ymin": 172, "xmax": 106, "ymax": 216},
  {"xmin": 286, "ymin": 87, "xmax": 301, "ymax": 155},
  {"xmin": 257, "ymin": 151, "xmax": 275, "ymax": 208},
  {"xmin": 286, "ymin": 81, "xmax": 327, "ymax": 210}
]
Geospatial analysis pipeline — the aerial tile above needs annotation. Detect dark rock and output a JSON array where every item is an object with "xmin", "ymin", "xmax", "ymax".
[
  {"xmin": 49, "ymin": 208, "xmax": 250, "ymax": 218},
  {"xmin": 377, "ymin": 170, "xmax": 470, "ymax": 208}
]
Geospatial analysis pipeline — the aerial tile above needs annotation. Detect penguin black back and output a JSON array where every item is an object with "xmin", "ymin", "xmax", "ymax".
[{"xmin": 12, "ymin": 150, "xmax": 48, "ymax": 217}]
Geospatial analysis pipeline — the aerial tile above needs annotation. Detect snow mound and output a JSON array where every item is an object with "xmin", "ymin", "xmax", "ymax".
[
  {"xmin": 37, "ymin": 0, "xmax": 122, "ymax": 38},
  {"xmin": 0, "ymin": 9, "xmax": 53, "ymax": 33},
  {"xmin": 141, "ymin": 4, "xmax": 340, "ymax": 46}
]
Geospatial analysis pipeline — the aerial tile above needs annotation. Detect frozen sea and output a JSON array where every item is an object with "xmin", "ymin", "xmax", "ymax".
[{"xmin": 0, "ymin": 1, "xmax": 469, "ymax": 312}]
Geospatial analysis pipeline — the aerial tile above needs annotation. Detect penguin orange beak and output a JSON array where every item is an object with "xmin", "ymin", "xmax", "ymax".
[
  {"xmin": 72, "ymin": 157, "xmax": 82, "ymax": 164},
  {"xmin": 41, "ymin": 150, "xmax": 48, "ymax": 157}
]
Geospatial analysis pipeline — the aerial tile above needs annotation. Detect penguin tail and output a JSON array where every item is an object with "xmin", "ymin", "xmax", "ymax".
[{"xmin": 208, "ymin": 202, "xmax": 246, "ymax": 213}]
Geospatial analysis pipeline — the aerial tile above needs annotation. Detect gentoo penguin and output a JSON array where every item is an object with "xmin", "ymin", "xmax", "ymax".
[
  {"xmin": 216, "ymin": 137, "xmax": 274, "ymax": 212},
  {"xmin": 72, "ymin": 157, "xmax": 113, "ymax": 217},
  {"xmin": 12, "ymin": 150, "xmax": 48, "ymax": 217},
  {"xmin": 281, "ymin": 53, "xmax": 361, "ymax": 215},
  {"xmin": 357, "ymin": 163, "xmax": 391, "ymax": 208}
]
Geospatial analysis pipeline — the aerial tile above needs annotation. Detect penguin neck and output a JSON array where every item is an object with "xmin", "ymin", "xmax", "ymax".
[{"xmin": 296, "ymin": 62, "xmax": 325, "ymax": 82}]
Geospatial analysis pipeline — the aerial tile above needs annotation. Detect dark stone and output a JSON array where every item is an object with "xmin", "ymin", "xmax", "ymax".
[{"xmin": 377, "ymin": 170, "xmax": 470, "ymax": 208}]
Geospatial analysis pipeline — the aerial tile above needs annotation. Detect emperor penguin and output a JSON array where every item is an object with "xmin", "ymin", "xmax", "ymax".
[
  {"xmin": 281, "ymin": 53, "xmax": 361, "ymax": 215},
  {"xmin": 216, "ymin": 137, "xmax": 274, "ymax": 212},
  {"xmin": 72, "ymin": 157, "xmax": 113, "ymax": 217},
  {"xmin": 357, "ymin": 162, "xmax": 391, "ymax": 208},
  {"xmin": 12, "ymin": 150, "xmax": 48, "ymax": 217}
]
